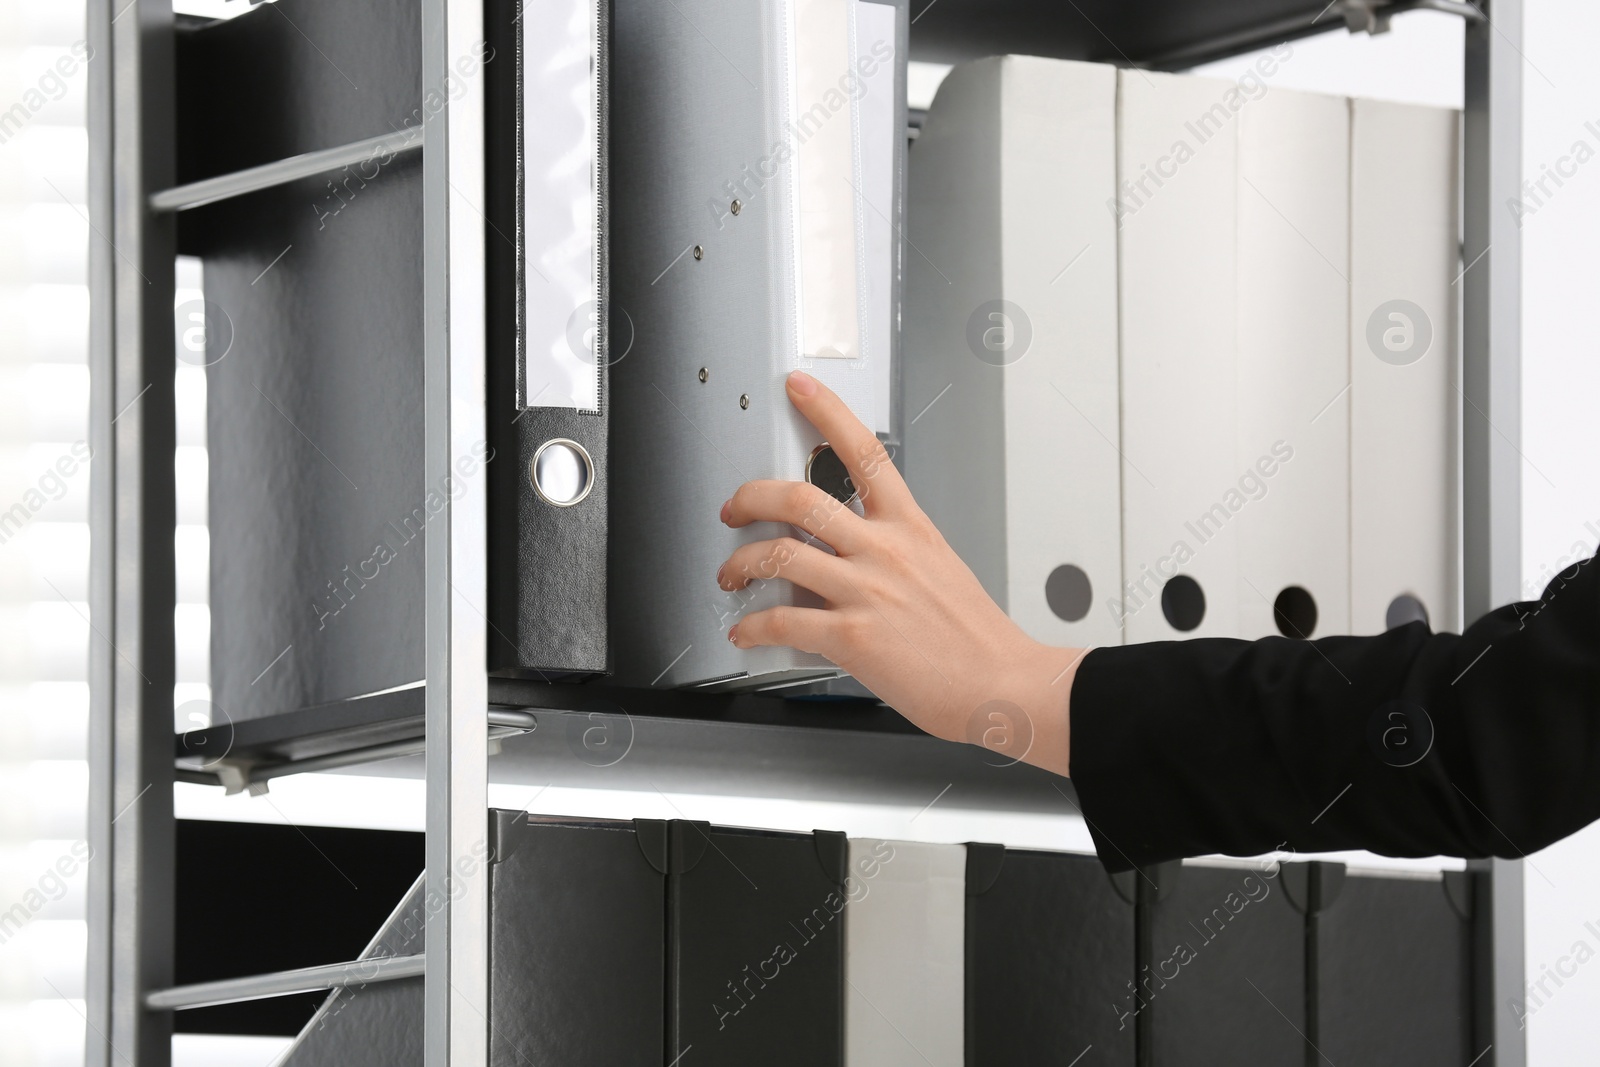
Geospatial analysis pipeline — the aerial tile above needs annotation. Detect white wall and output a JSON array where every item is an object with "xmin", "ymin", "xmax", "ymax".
[
  {"xmin": 0, "ymin": 4, "xmax": 93, "ymax": 1065},
  {"xmin": 1513, "ymin": 1, "xmax": 1600, "ymax": 1060}
]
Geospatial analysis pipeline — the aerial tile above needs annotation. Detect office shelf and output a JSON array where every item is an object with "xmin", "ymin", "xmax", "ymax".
[{"xmin": 86, "ymin": 1, "xmax": 1527, "ymax": 1065}]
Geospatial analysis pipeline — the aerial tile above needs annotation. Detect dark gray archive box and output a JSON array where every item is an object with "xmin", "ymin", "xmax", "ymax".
[
  {"xmin": 1311, "ymin": 866, "xmax": 1475, "ymax": 1066},
  {"xmin": 179, "ymin": 142, "xmax": 430, "ymax": 723},
  {"xmin": 1145, "ymin": 861, "xmax": 1306, "ymax": 1066},
  {"xmin": 276, "ymin": 815, "xmax": 847, "ymax": 1066},
  {"xmin": 175, "ymin": 0, "xmax": 420, "ymax": 182},
  {"xmin": 669, "ymin": 823, "xmax": 849, "ymax": 1066},
  {"xmin": 279, "ymin": 813, "xmax": 668, "ymax": 1067},
  {"xmin": 175, "ymin": 0, "xmax": 610, "ymax": 725},
  {"xmin": 963, "ymin": 845, "xmax": 1136, "ymax": 1066}
]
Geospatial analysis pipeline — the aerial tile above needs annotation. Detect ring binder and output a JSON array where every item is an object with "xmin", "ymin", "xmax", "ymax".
[{"xmin": 609, "ymin": 0, "xmax": 909, "ymax": 690}]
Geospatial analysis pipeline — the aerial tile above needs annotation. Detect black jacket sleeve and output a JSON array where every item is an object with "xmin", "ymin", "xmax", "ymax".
[{"xmin": 1068, "ymin": 551, "xmax": 1600, "ymax": 873}]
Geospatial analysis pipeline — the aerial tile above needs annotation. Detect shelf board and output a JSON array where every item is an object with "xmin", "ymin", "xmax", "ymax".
[
  {"xmin": 175, "ymin": 679, "xmax": 1080, "ymax": 814},
  {"xmin": 176, "ymin": 685, "xmax": 431, "ymax": 768},
  {"xmin": 907, "ymin": 0, "xmax": 1345, "ymax": 69}
]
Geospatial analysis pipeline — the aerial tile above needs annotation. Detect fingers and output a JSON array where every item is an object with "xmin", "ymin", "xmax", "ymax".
[
  {"xmin": 718, "ymin": 537, "xmax": 855, "ymax": 603},
  {"xmin": 785, "ymin": 370, "xmax": 914, "ymax": 517},
  {"xmin": 724, "ymin": 479, "xmax": 866, "ymax": 554},
  {"xmin": 730, "ymin": 606, "xmax": 837, "ymax": 657}
]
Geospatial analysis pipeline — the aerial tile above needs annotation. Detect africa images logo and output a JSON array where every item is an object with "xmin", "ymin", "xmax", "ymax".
[
  {"xmin": 1365, "ymin": 299, "xmax": 1433, "ymax": 367},
  {"xmin": 966, "ymin": 300, "xmax": 1032, "ymax": 367}
]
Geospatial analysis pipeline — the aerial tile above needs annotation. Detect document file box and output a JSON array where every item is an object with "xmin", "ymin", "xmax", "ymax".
[
  {"xmin": 1349, "ymin": 99, "xmax": 1461, "ymax": 635},
  {"xmin": 902, "ymin": 57, "xmax": 1123, "ymax": 650},
  {"xmin": 843, "ymin": 839, "xmax": 964, "ymax": 1066},
  {"xmin": 261, "ymin": 818, "xmax": 1477, "ymax": 1066},
  {"xmin": 485, "ymin": 0, "xmax": 611, "ymax": 676},
  {"xmin": 1233, "ymin": 87, "xmax": 1351, "ymax": 640},
  {"xmin": 176, "ymin": 0, "xmax": 427, "ymax": 722},
  {"xmin": 485, "ymin": 814, "xmax": 667, "ymax": 1065},
  {"xmin": 1115, "ymin": 70, "xmax": 1242, "ymax": 643},
  {"xmin": 669, "ymin": 823, "xmax": 849, "ymax": 1065},
  {"xmin": 964, "ymin": 845, "xmax": 1135, "ymax": 1066},
  {"xmin": 186, "ymin": 0, "xmax": 609, "ymax": 720},
  {"xmin": 902, "ymin": 63, "xmax": 1459, "ymax": 647},
  {"xmin": 192, "ymin": 163, "xmax": 429, "ymax": 721},
  {"xmin": 174, "ymin": 0, "xmax": 420, "ymax": 183},
  {"xmin": 609, "ymin": 0, "xmax": 909, "ymax": 690},
  {"xmin": 279, "ymin": 813, "xmax": 667, "ymax": 1067},
  {"xmin": 1146, "ymin": 862, "xmax": 1305, "ymax": 1065},
  {"xmin": 1313, "ymin": 867, "xmax": 1473, "ymax": 1065}
]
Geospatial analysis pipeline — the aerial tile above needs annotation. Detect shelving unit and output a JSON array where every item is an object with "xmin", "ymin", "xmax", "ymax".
[{"xmin": 85, "ymin": 1, "xmax": 1526, "ymax": 1064}]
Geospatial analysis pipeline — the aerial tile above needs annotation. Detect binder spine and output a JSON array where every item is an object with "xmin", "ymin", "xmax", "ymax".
[
  {"xmin": 486, "ymin": 0, "xmax": 610, "ymax": 676},
  {"xmin": 610, "ymin": 0, "xmax": 907, "ymax": 690}
]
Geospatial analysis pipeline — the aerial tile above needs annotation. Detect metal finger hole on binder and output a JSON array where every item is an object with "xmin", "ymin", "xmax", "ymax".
[
  {"xmin": 531, "ymin": 438, "xmax": 595, "ymax": 508},
  {"xmin": 806, "ymin": 443, "xmax": 857, "ymax": 506}
]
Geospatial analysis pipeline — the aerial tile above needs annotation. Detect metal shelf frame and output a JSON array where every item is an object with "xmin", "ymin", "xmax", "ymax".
[{"xmin": 85, "ymin": 1, "xmax": 1526, "ymax": 1064}]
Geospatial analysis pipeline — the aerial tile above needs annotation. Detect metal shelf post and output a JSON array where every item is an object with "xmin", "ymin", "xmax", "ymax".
[
  {"xmin": 421, "ymin": 0, "xmax": 492, "ymax": 1063},
  {"xmin": 86, "ymin": 0, "xmax": 179, "ymax": 1064},
  {"xmin": 1463, "ymin": 0, "xmax": 1526, "ymax": 1063}
]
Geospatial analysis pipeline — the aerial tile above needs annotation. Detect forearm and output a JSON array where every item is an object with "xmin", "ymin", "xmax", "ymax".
[{"xmin": 1067, "ymin": 553, "xmax": 1600, "ymax": 871}]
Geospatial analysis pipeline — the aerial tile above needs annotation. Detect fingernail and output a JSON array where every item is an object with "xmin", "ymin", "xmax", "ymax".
[
  {"xmin": 728, "ymin": 625, "xmax": 739, "ymax": 645},
  {"xmin": 716, "ymin": 564, "xmax": 726, "ymax": 587},
  {"xmin": 787, "ymin": 370, "xmax": 817, "ymax": 396},
  {"xmin": 720, "ymin": 499, "xmax": 731, "ymax": 523}
]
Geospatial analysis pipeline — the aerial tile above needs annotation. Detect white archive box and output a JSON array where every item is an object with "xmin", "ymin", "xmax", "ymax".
[
  {"xmin": 1116, "ymin": 69, "xmax": 1243, "ymax": 643},
  {"xmin": 1349, "ymin": 98, "xmax": 1462, "ymax": 635},
  {"xmin": 843, "ymin": 839, "xmax": 965, "ymax": 1067},
  {"xmin": 1233, "ymin": 85, "xmax": 1352, "ymax": 641},
  {"xmin": 900, "ymin": 63, "xmax": 1460, "ymax": 649},
  {"xmin": 902, "ymin": 56, "xmax": 1123, "ymax": 649}
]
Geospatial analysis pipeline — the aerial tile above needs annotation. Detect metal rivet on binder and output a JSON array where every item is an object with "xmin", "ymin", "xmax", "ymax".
[
  {"xmin": 731, "ymin": 199, "xmax": 742, "ymax": 215},
  {"xmin": 693, "ymin": 245, "xmax": 704, "ymax": 260},
  {"xmin": 698, "ymin": 367, "xmax": 709, "ymax": 383},
  {"xmin": 739, "ymin": 394, "xmax": 750, "ymax": 410}
]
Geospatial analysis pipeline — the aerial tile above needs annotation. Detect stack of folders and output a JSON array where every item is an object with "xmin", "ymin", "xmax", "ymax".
[
  {"xmin": 904, "ymin": 57, "xmax": 1461, "ymax": 649},
  {"xmin": 273, "ymin": 814, "xmax": 1473, "ymax": 1066},
  {"xmin": 609, "ymin": 0, "xmax": 909, "ymax": 691}
]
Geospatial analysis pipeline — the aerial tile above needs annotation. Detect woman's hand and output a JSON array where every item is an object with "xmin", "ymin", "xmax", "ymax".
[{"xmin": 716, "ymin": 370, "xmax": 1082, "ymax": 777}]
